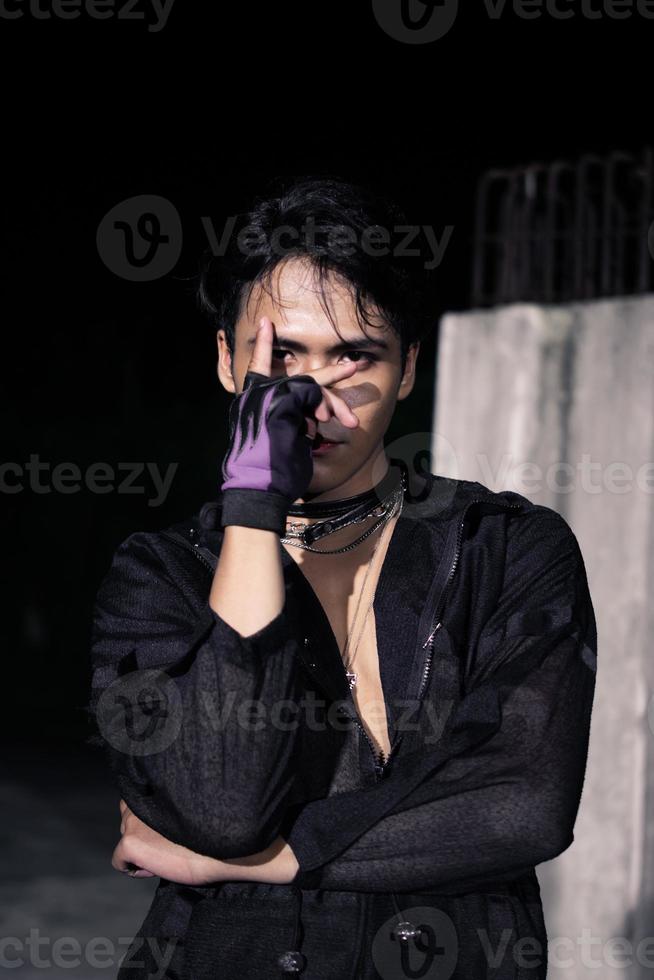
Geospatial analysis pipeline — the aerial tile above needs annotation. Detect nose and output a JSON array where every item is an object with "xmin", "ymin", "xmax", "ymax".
[{"xmin": 287, "ymin": 355, "xmax": 329, "ymax": 376}]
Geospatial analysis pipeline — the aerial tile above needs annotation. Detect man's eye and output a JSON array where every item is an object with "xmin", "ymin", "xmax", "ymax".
[
  {"xmin": 341, "ymin": 350, "xmax": 376, "ymax": 364},
  {"xmin": 271, "ymin": 348, "xmax": 376, "ymax": 364}
]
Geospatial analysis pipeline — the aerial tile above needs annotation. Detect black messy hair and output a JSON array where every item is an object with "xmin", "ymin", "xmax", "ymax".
[{"xmin": 194, "ymin": 175, "xmax": 437, "ymax": 375}]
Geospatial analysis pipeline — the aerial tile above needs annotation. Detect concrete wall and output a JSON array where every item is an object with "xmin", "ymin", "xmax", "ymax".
[{"xmin": 433, "ymin": 295, "xmax": 654, "ymax": 980}]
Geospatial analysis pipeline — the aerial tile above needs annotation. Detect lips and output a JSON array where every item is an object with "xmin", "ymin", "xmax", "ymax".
[
  {"xmin": 312, "ymin": 433, "xmax": 339, "ymax": 447},
  {"xmin": 311, "ymin": 432, "xmax": 341, "ymax": 453}
]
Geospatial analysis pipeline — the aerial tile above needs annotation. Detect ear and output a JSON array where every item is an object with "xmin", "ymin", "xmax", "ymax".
[
  {"xmin": 397, "ymin": 342, "xmax": 420, "ymax": 401},
  {"xmin": 216, "ymin": 330, "xmax": 236, "ymax": 393}
]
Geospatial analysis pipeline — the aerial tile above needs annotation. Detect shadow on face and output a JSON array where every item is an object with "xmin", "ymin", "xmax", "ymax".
[{"xmin": 216, "ymin": 257, "xmax": 420, "ymax": 499}]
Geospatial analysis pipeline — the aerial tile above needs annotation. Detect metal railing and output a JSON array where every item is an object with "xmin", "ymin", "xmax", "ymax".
[{"xmin": 471, "ymin": 147, "xmax": 654, "ymax": 307}]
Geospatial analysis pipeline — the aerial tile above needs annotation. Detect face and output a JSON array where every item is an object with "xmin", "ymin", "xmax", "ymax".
[{"xmin": 216, "ymin": 257, "xmax": 419, "ymax": 500}]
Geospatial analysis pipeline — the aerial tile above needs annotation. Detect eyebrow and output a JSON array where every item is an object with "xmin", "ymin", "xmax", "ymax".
[{"xmin": 245, "ymin": 334, "xmax": 390, "ymax": 354}]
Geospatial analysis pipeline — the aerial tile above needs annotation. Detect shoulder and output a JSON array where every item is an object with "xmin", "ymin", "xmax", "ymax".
[
  {"xmin": 421, "ymin": 471, "xmax": 583, "ymax": 559},
  {"xmin": 434, "ymin": 478, "xmax": 596, "ymax": 645},
  {"xmin": 94, "ymin": 505, "xmax": 214, "ymax": 607}
]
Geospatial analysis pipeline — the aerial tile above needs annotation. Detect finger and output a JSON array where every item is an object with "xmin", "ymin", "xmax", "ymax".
[
  {"xmin": 304, "ymin": 358, "xmax": 359, "ymax": 389},
  {"xmin": 319, "ymin": 386, "xmax": 359, "ymax": 429},
  {"xmin": 296, "ymin": 360, "xmax": 361, "ymax": 426},
  {"xmin": 310, "ymin": 388, "xmax": 355, "ymax": 426},
  {"xmin": 112, "ymin": 839, "xmax": 129, "ymax": 873},
  {"xmin": 112, "ymin": 836, "xmax": 145, "ymax": 874},
  {"xmin": 287, "ymin": 363, "xmax": 359, "ymax": 427},
  {"xmin": 246, "ymin": 316, "xmax": 274, "ymax": 378}
]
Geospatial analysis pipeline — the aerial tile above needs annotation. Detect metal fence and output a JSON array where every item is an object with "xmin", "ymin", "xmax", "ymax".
[{"xmin": 471, "ymin": 147, "xmax": 654, "ymax": 307}]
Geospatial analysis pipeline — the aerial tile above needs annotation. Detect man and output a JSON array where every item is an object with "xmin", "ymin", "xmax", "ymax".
[{"xmin": 89, "ymin": 176, "xmax": 597, "ymax": 979}]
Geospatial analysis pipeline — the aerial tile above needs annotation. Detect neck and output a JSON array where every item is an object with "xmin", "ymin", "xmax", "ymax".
[
  {"xmin": 294, "ymin": 446, "xmax": 393, "ymax": 511},
  {"xmin": 283, "ymin": 451, "xmax": 405, "ymax": 557}
]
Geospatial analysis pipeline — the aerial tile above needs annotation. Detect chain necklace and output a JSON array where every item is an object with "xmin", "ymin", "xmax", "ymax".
[
  {"xmin": 281, "ymin": 492, "xmax": 397, "ymax": 555},
  {"xmin": 340, "ymin": 487, "xmax": 404, "ymax": 689},
  {"xmin": 282, "ymin": 483, "xmax": 404, "ymax": 689},
  {"xmin": 281, "ymin": 465, "xmax": 407, "ymax": 555},
  {"xmin": 279, "ymin": 463, "xmax": 406, "ymax": 687}
]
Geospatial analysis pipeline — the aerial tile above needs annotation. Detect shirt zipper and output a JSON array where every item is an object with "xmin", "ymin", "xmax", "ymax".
[
  {"xmin": 357, "ymin": 498, "xmax": 521, "ymax": 777},
  {"xmin": 322, "ymin": 497, "xmax": 524, "ymax": 781},
  {"xmin": 415, "ymin": 497, "xmax": 524, "ymax": 703},
  {"xmin": 336, "ymin": 703, "xmax": 393, "ymax": 780},
  {"xmin": 162, "ymin": 501, "xmax": 523, "ymax": 781}
]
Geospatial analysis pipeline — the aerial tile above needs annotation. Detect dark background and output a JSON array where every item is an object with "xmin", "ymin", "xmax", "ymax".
[{"xmin": 0, "ymin": 1, "xmax": 650, "ymax": 755}]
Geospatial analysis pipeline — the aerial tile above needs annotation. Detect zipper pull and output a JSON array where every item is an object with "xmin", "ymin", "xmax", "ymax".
[{"xmin": 422, "ymin": 620, "xmax": 442, "ymax": 649}]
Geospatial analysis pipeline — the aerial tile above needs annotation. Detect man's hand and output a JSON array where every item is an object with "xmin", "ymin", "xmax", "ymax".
[
  {"xmin": 112, "ymin": 799, "xmax": 213, "ymax": 885},
  {"xmin": 112, "ymin": 799, "xmax": 300, "ymax": 886},
  {"xmin": 219, "ymin": 316, "xmax": 361, "ymax": 534}
]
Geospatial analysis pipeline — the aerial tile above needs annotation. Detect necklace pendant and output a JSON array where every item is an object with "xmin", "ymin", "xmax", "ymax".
[
  {"xmin": 346, "ymin": 670, "xmax": 358, "ymax": 689},
  {"xmin": 285, "ymin": 521, "xmax": 306, "ymax": 538}
]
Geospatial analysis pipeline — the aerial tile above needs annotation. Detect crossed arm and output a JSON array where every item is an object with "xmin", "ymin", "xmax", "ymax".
[
  {"xmin": 108, "ymin": 509, "xmax": 598, "ymax": 893},
  {"xmin": 88, "ymin": 528, "xmax": 314, "ymax": 863},
  {"xmin": 112, "ymin": 798, "xmax": 299, "ymax": 885}
]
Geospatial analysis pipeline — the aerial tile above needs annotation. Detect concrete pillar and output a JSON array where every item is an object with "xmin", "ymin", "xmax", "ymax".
[{"xmin": 433, "ymin": 296, "xmax": 654, "ymax": 980}]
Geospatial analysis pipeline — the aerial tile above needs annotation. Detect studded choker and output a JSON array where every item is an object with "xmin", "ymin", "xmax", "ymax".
[{"xmin": 281, "ymin": 459, "xmax": 407, "ymax": 552}]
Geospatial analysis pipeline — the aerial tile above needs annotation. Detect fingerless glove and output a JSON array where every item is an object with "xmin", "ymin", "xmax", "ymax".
[{"xmin": 220, "ymin": 370, "xmax": 324, "ymax": 534}]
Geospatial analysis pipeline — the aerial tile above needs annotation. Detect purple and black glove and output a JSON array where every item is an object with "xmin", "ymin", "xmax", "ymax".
[{"xmin": 219, "ymin": 369, "xmax": 325, "ymax": 534}]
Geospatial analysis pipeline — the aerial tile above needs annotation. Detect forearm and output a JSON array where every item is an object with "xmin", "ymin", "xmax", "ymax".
[
  {"xmin": 210, "ymin": 524, "xmax": 285, "ymax": 637},
  {"xmin": 113, "ymin": 801, "xmax": 299, "ymax": 886},
  {"xmin": 209, "ymin": 835, "xmax": 299, "ymax": 885},
  {"xmin": 110, "ymin": 613, "xmax": 302, "ymax": 857},
  {"xmin": 285, "ymin": 622, "xmax": 596, "ymax": 892},
  {"xmin": 90, "ymin": 532, "xmax": 305, "ymax": 860},
  {"xmin": 282, "ymin": 512, "xmax": 597, "ymax": 893},
  {"xmin": 287, "ymin": 776, "xmax": 565, "ymax": 894}
]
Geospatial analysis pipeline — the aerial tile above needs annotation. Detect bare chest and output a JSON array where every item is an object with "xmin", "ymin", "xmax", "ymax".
[{"xmin": 286, "ymin": 551, "xmax": 394, "ymax": 762}]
